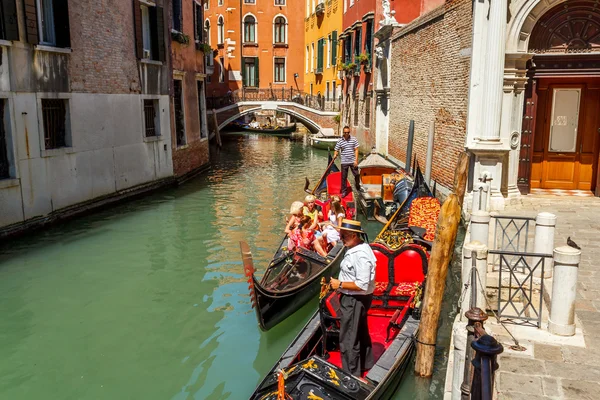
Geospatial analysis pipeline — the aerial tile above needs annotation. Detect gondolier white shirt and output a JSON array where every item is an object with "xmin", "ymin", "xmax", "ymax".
[
  {"xmin": 334, "ymin": 136, "xmax": 359, "ymax": 165},
  {"xmin": 338, "ymin": 242, "xmax": 377, "ymax": 295}
]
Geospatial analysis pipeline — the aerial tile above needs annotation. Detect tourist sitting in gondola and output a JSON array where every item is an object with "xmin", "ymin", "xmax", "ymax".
[
  {"xmin": 284, "ymin": 201, "xmax": 305, "ymax": 236},
  {"xmin": 288, "ymin": 216, "xmax": 317, "ymax": 252},
  {"xmin": 302, "ymin": 195, "xmax": 323, "ymax": 230},
  {"xmin": 249, "ymin": 116, "xmax": 260, "ymax": 129},
  {"xmin": 314, "ymin": 199, "xmax": 345, "ymax": 256}
]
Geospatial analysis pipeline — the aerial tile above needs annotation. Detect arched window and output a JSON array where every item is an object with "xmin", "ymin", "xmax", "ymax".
[
  {"xmin": 274, "ymin": 16, "xmax": 286, "ymax": 44},
  {"xmin": 217, "ymin": 16, "xmax": 224, "ymax": 44},
  {"xmin": 244, "ymin": 15, "xmax": 256, "ymax": 43},
  {"xmin": 204, "ymin": 20, "xmax": 211, "ymax": 45}
]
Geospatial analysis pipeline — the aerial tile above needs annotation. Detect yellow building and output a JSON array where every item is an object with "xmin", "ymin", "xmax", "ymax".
[{"xmin": 304, "ymin": 0, "xmax": 343, "ymax": 112}]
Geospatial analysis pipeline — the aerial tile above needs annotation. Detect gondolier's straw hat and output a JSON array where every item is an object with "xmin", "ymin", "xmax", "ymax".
[{"xmin": 338, "ymin": 219, "xmax": 364, "ymax": 234}]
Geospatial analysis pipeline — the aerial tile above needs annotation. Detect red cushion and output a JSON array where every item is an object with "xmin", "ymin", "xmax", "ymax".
[
  {"xmin": 372, "ymin": 249, "xmax": 390, "ymax": 285},
  {"xmin": 326, "ymin": 172, "xmax": 343, "ymax": 196},
  {"xmin": 408, "ymin": 197, "xmax": 441, "ymax": 242},
  {"xmin": 393, "ymin": 247, "xmax": 426, "ymax": 284},
  {"xmin": 325, "ymin": 291, "xmax": 341, "ymax": 319}
]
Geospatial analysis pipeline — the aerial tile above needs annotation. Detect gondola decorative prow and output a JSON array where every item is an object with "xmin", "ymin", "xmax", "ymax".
[
  {"xmin": 276, "ymin": 369, "xmax": 292, "ymax": 400},
  {"xmin": 319, "ymin": 277, "xmax": 331, "ymax": 300},
  {"xmin": 240, "ymin": 241, "xmax": 258, "ymax": 309},
  {"xmin": 304, "ymin": 177, "xmax": 312, "ymax": 194}
]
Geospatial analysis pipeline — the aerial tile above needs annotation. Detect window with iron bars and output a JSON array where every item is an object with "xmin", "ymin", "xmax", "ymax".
[
  {"xmin": 0, "ymin": 99, "xmax": 10, "ymax": 179},
  {"xmin": 143, "ymin": 99, "xmax": 159, "ymax": 137},
  {"xmin": 173, "ymin": 80, "xmax": 186, "ymax": 146},
  {"xmin": 353, "ymin": 97, "xmax": 359, "ymax": 127},
  {"xmin": 365, "ymin": 94, "xmax": 371, "ymax": 127},
  {"xmin": 41, "ymin": 99, "xmax": 68, "ymax": 149}
]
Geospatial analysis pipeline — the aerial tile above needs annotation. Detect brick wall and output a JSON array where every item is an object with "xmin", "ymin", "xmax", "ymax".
[{"xmin": 388, "ymin": 0, "xmax": 472, "ymax": 189}]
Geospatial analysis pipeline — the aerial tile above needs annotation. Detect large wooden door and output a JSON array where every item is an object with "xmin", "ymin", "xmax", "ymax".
[{"xmin": 531, "ymin": 79, "xmax": 600, "ymax": 190}]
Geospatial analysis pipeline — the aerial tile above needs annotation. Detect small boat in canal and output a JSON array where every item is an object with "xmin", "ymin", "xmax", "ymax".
[
  {"xmin": 309, "ymin": 129, "xmax": 340, "ymax": 150},
  {"xmin": 231, "ymin": 122, "xmax": 297, "ymax": 137},
  {"xmin": 357, "ymin": 149, "xmax": 413, "ymax": 222},
  {"xmin": 248, "ymin": 170, "xmax": 441, "ymax": 400}
]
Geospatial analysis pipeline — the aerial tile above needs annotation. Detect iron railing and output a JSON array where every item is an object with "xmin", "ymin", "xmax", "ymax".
[
  {"xmin": 489, "ymin": 249, "xmax": 552, "ymax": 328},
  {"xmin": 492, "ymin": 215, "xmax": 535, "ymax": 272}
]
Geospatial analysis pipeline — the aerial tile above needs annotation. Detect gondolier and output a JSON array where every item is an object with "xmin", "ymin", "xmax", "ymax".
[
  {"xmin": 330, "ymin": 219, "xmax": 376, "ymax": 377},
  {"xmin": 334, "ymin": 126, "xmax": 365, "ymax": 198}
]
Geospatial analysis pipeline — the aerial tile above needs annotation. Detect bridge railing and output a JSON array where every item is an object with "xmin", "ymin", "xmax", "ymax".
[{"xmin": 207, "ymin": 87, "xmax": 341, "ymax": 113}]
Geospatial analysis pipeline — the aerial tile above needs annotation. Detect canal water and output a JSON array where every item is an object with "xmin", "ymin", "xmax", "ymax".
[{"xmin": 0, "ymin": 134, "xmax": 462, "ymax": 400}]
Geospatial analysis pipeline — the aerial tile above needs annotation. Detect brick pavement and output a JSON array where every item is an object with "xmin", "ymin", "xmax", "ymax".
[{"xmin": 492, "ymin": 195, "xmax": 600, "ymax": 400}]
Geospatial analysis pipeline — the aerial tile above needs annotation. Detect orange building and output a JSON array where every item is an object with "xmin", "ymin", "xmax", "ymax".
[{"xmin": 203, "ymin": 0, "xmax": 305, "ymax": 102}]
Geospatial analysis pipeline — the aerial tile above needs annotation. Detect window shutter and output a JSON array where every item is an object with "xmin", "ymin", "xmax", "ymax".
[
  {"xmin": 23, "ymin": 0, "xmax": 39, "ymax": 44},
  {"xmin": 317, "ymin": 39, "xmax": 324, "ymax": 70},
  {"xmin": 1, "ymin": 0, "xmax": 19, "ymax": 41},
  {"xmin": 53, "ymin": 0, "xmax": 71, "ymax": 48},
  {"xmin": 255, "ymin": 57, "xmax": 259, "ymax": 87},
  {"xmin": 331, "ymin": 31, "xmax": 337, "ymax": 66},
  {"xmin": 133, "ymin": 0, "xmax": 143, "ymax": 58},
  {"xmin": 156, "ymin": 6, "xmax": 166, "ymax": 62},
  {"xmin": 242, "ymin": 58, "xmax": 247, "ymax": 87}
]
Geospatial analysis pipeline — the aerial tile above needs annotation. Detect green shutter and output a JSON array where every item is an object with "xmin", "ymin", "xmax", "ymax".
[
  {"xmin": 255, "ymin": 57, "xmax": 259, "ymax": 87},
  {"xmin": 242, "ymin": 58, "xmax": 247, "ymax": 87},
  {"xmin": 331, "ymin": 31, "xmax": 337, "ymax": 66},
  {"xmin": 317, "ymin": 39, "xmax": 324, "ymax": 71},
  {"xmin": 1, "ymin": 0, "xmax": 19, "ymax": 41}
]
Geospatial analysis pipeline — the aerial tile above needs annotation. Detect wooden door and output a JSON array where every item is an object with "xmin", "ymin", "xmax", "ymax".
[{"xmin": 531, "ymin": 79, "xmax": 600, "ymax": 190}]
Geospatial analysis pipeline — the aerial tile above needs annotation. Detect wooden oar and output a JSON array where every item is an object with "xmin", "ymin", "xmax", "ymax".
[{"xmin": 306, "ymin": 154, "xmax": 338, "ymax": 195}]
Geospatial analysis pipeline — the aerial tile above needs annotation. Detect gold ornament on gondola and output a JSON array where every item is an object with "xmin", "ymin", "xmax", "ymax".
[
  {"xmin": 374, "ymin": 230, "xmax": 413, "ymax": 250},
  {"xmin": 319, "ymin": 277, "xmax": 331, "ymax": 300}
]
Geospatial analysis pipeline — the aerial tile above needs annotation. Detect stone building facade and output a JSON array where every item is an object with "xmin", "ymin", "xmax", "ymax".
[
  {"xmin": 170, "ymin": 0, "xmax": 210, "ymax": 178},
  {"xmin": 0, "ymin": 0, "xmax": 173, "ymax": 234},
  {"xmin": 203, "ymin": 0, "xmax": 304, "ymax": 100}
]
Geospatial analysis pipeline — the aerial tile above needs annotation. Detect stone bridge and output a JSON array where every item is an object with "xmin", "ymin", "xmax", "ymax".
[{"xmin": 209, "ymin": 101, "xmax": 340, "ymax": 134}]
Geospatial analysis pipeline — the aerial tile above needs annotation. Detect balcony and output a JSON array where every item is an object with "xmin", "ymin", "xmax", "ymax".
[
  {"xmin": 315, "ymin": 67, "xmax": 323, "ymax": 75},
  {"xmin": 315, "ymin": 3, "xmax": 325, "ymax": 16}
]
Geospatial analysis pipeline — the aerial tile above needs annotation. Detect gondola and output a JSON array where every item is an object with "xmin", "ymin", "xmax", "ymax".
[
  {"xmin": 248, "ymin": 166, "xmax": 441, "ymax": 400},
  {"xmin": 234, "ymin": 123, "xmax": 297, "ymax": 136},
  {"xmin": 304, "ymin": 153, "xmax": 356, "ymax": 220},
  {"xmin": 310, "ymin": 135, "xmax": 340, "ymax": 150}
]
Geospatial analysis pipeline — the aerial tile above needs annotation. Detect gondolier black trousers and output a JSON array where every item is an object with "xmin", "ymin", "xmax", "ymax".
[
  {"xmin": 339, "ymin": 293, "xmax": 374, "ymax": 377},
  {"xmin": 340, "ymin": 164, "xmax": 361, "ymax": 197}
]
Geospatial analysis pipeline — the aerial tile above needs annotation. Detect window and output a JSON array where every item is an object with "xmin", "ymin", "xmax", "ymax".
[
  {"xmin": 204, "ymin": 20, "xmax": 210, "ymax": 45},
  {"xmin": 41, "ymin": 99, "xmax": 69, "ymax": 149},
  {"xmin": 217, "ymin": 15, "xmax": 224, "ymax": 44},
  {"xmin": 305, "ymin": 46, "xmax": 309, "ymax": 73},
  {"xmin": 344, "ymin": 35, "xmax": 352, "ymax": 63},
  {"xmin": 274, "ymin": 16, "xmax": 286, "ymax": 44},
  {"xmin": 172, "ymin": 0, "xmax": 182, "ymax": 32},
  {"xmin": 274, "ymin": 58, "xmax": 285, "ymax": 83},
  {"xmin": 173, "ymin": 80, "xmax": 186, "ymax": 146},
  {"xmin": 331, "ymin": 31, "xmax": 337, "ymax": 66},
  {"xmin": 197, "ymin": 81, "xmax": 207, "ymax": 139},
  {"xmin": 311, "ymin": 43, "xmax": 314, "ymax": 71},
  {"xmin": 354, "ymin": 27, "xmax": 362, "ymax": 60},
  {"xmin": 242, "ymin": 57, "xmax": 259, "ymax": 87},
  {"xmin": 326, "ymin": 35, "xmax": 331, "ymax": 68},
  {"xmin": 306, "ymin": 1, "xmax": 310, "ymax": 18},
  {"xmin": 0, "ymin": 0, "xmax": 19, "ymax": 41},
  {"xmin": 194, "ymin": 1, "xmax": 203, "ymax": 49},
  {"xmin": 0, "ymin": 99, "xmax": 11, "ymax": 179},
  {"xmin": 218, "ymin": 0, "xmax": 224, "ymax": 5},
  {"xmin": 143, "ymin": 99, "xmax": 159, "ymax": 138},
  {"xmin": 316, "ymin": 38, "xmax": 324, "ymax": 73},
  {"xmin": 353, "ymin": 97, "xmax": 359, "ymax": 127},
  {"xmin": 135, "ymin": 2, "xmax": 165, "ymax": 61},
  {"xmin": 275, "ymin": 0, "xmax": 286, "ymax": 5},
  {"xmin": 245, "ymin": 0, "xmax": 256, "ymax": 3},
  {"xmin": 365, "ymin": 20, "xmax": 373, "ymax": 64},
  {"xmin": 326, "ymin": 82, "xmax": 330, "ymax": 102},
  {"xmin": 24, "ymin": 0, "xmax": 70, "ymax": 47},
  {"xmin": 219, "ymin": 57, "xmax": 225, "ymax": 82},
  {"xmin": 204, "ymin": 0, "xmax": 209, "ymax": 10},
  {"xmin": 244, "ymin": 15, "xmax": 256, "ymax": 43},
  {"xmin": 333, "ymin": 82, "xmax": 337, "ymax": 103}
]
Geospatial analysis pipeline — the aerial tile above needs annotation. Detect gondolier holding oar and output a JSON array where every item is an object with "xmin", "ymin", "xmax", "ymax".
[
  {"xmin": 334, "ymin": 126, "xmax": 365, "ymax": 198},
  {"xmin": 330, "ymin": 219, "xmax": 376, "ymax": 377}
]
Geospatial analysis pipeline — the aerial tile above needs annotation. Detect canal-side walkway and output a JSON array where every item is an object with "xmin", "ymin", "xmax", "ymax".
[{"xmin": 492, "ymin": 195, "xmax": 600, "ymax": 400}]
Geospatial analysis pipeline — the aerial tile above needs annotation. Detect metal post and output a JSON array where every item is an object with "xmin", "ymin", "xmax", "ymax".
[
  {"xmin": 548, "ymin": 245, "xmax": 581, "ymax": 336},
  {"xmin": 425, "ymin": 121, "xmax": 435, "ymax": 184},
  {"xmin": 471, "ymin": 334, "xmax": 503, "ymax": 400},
  {"xmin": 461, "ymin": 242, "xmax": 488, "ymax": 316},
  {"xmin": 461, "ymin": 308, "xmax": 488, "ymax": 400},
  {"xmin": 406, "ymin": 120, "xmax": 414, "ymax": 175},
  {"xmin": 472, "ymin": 172, "xmax": 491, "ymax": 212},
  {"xmin": 533, "ymin": 212, "xmax": 557, "ymax": 278}
]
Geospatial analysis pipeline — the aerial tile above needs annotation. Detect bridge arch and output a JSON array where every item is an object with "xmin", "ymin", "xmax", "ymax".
[{"xmin": 217, "ymin": 103, "xmax": 325, "ymax": 133}]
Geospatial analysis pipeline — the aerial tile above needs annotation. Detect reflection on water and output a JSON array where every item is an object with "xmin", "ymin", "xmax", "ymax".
[{"xmin": 0, "ymin": 133, "xmax": 460, "ymax": 399}]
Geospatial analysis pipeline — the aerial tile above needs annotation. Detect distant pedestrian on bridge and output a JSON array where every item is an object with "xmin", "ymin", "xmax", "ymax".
[{"xmin": 334, "ymin": 126, "xmax": 365, "ymax": 198}]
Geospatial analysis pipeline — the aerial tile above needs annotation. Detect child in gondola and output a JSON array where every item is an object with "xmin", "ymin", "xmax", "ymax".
[
  {"xmin": 303, "ymin": 195, "xmax": 323, "ymax": 230},
  {"xmin": 285, "ymin": 201, "xmax": 305, "ymax": 236},
  {"xmin": 313, "ymin": 199, "xmax": 345, "ymax": 256},
  {"xmin": 289, "ymin": 216, "xmax": 319, "ymax": 253}
]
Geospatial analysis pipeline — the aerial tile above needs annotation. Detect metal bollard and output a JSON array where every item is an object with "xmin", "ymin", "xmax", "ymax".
[
  {"xmin": 548, "ymin": 246, "xmax": 581, "ymax": 336},
  {"xmin": 460, "ymin": 308, "xmax": 488, "ymax": 400},
  {"xmin": 472, "ymin": 172, "xmax": 492, "ymax": 212},
  {"xmin": 470, "ymin": 334, "xmax": 504, "ymax": 400},
  {"xmin": 470, "ymin": 211, "xmax": 491, "ymax": 247},
  {"xmin": 461, "ymin": 242, "xmax": 488, "ymax": 317},
  {"xmin": 533, "ymin": 212, "xmax": 557, "ymax": 278}
]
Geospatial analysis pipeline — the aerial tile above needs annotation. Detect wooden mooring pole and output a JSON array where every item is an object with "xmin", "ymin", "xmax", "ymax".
[
  {"xmin": 212, "ymin": 109, "xmax": 222, "ymax": 148},
  {"xmin": 415, "ymin": 151, "xmax": 469, "ymax": 377}
]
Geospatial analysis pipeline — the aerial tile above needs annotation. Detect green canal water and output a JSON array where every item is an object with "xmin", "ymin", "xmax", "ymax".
[{"xmin": 0, "ymin": 134, "xmax": 462, "ymax": 400}]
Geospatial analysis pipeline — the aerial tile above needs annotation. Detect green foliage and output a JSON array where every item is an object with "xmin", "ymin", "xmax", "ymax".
[{"xmin": 171, "ymin": 31, "xmax": 191, "ymax": 46}]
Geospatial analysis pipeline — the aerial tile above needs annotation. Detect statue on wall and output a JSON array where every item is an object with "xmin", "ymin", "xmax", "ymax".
[
  {"xmin": 380, "ymin": 0, "xmax": 398, "ymax": 27},
  {"xmin": 375, "ymin": 45, "xmax": 384, "ymax": 60}
]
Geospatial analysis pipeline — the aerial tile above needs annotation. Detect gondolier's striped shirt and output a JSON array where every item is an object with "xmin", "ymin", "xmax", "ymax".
[{"xmin": 334, "ymin": 136, "xmax": 359, "ymax": 165}]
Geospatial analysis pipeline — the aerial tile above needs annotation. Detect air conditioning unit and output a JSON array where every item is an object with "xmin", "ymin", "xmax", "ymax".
[{"xmin": 143, "ymin": 49, "xmax": 151, "ymax": 59}]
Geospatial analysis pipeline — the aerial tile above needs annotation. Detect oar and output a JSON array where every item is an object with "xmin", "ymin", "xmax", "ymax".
[{"xmin": 306, "ymin": 154, "xmax": 338, "ymax": 195}]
